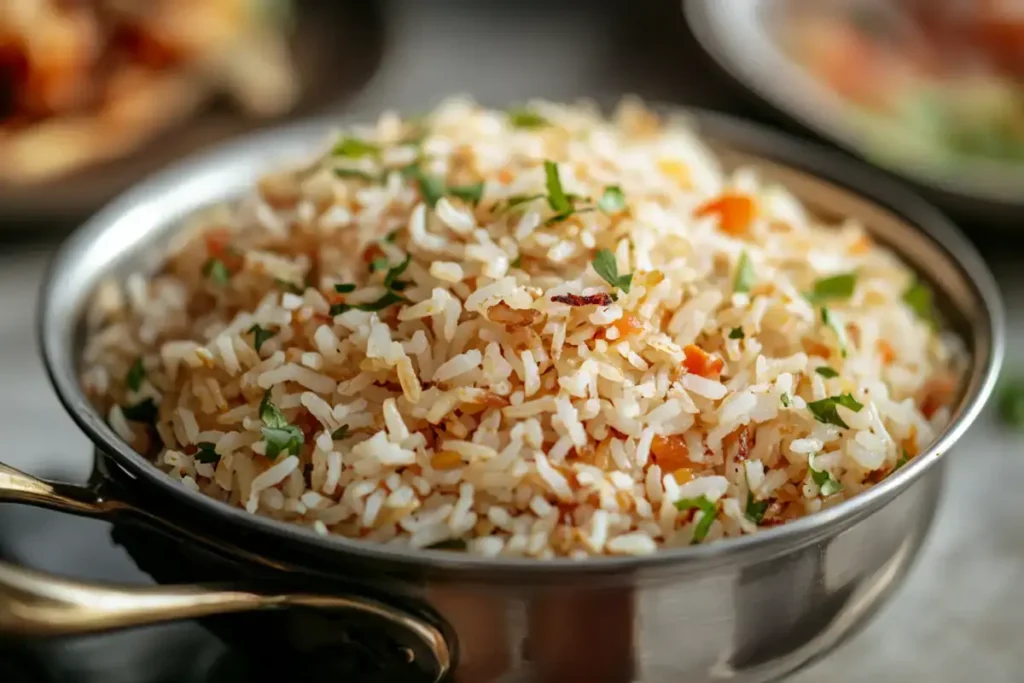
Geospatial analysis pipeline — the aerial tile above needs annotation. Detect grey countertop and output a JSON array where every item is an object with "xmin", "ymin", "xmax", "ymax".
[{"xmin": 1, "ymin": 1, "xmax": 1021, "ymax": 680}]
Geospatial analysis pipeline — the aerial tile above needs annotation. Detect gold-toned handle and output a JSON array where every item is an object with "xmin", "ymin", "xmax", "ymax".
[{"xmin": 0, "ymin": 462, "xmax": 124, "ymax": 517}]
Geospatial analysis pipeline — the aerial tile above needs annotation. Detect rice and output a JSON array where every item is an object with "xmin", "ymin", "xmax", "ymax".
[{"xmin": 80, "ymin": 97, "xmax": 965, "ymax": 558}]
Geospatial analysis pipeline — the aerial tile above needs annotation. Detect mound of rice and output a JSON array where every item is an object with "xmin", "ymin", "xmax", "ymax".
[{"xmin": 80, "ymin": 97, "xmax": 965, "ymax": 558}]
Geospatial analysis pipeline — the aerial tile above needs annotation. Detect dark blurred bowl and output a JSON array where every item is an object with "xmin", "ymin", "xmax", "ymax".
[
  {"xmin": 685, "ymin": 0, "xmax": 1024, "ymax": 232},
  {"xmin": 0, "ymin": 0, "xmax": 385, "ymax": 227}
]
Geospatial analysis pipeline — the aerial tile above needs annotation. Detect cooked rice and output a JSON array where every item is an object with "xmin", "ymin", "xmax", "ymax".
[{"xmin": 80, "ymin": 97, "xmax": 965, "ymax": 558}]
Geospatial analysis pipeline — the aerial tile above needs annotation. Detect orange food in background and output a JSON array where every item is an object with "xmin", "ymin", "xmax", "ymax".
[
  {"xmin": 694, "ymin": 194, "xmax": 756, "ymax": 236},
  {"xmin": 651, "ymin": 434, "xmax": 694, "ymax": 472},
  {"xmin": 611, "ymin": 313, "xmax": 643, "ymax": 338},
  {"xmin": 682, "ymin": 344, "xmax": 724, "ymax": 378}
]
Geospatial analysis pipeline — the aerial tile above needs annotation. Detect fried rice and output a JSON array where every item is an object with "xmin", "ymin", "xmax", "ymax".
[{"xmin": 80, "ymin": 97, "xmax": 965, "ymax": 558}]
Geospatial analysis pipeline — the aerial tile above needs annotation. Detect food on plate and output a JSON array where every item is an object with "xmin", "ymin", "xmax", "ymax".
[
  {"xmin": 0, "ymin": 0, "xmax": 297, "ymax": 184},
  {"xmin": 80, "ymin": 98, "xmax": 965, "ymax": 558},
  {"xmin": 779, "ymin": 0, "xmax": 1024, "ymax": 166}
]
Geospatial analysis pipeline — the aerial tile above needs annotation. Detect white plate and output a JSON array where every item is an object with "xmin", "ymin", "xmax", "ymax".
[{"xmin": 684, "ymin": 0, "xmax": 1024, "ymax": 207}]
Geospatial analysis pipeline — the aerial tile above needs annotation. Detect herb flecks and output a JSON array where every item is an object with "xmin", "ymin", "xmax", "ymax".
[
  {"xmin": 448, "ymin": 181, "xmax": 485, "ymax": 206},
  {"xmin": 597, "ymin": 186, "xmax": 626, "ymax": 214},
  {"xmin": 674, "ymin": 495, "xmax": 718, "ymax": 543},
  {"xmin": 331, "ymin": 425, "xmax": 350, "ymax": 440},
  {"xmin": 195, "ymin": 442, "xmax": 220, "ymax": 465},
  {"xmin": 507, "ymin": 108, "xmax": 550, "ymax": 129},
  {"xmin": 903, "ymin": 279, "xmax": 937, "ymax": 326},
  {"xmin": 126, "ymin": 358, "xmax": 145, "ymax": 392},
  {"xmin": 728, "ymin": 327, "xmax": 745, "ymax": 340},
  {"xmin": 733, "ymin": 251, "xmax": 755, "ymax": 293},
  {"xmin": 809, "ymin": 272, "xmax": 857, "ymax": 302},
  {"xmin": 745, "ymin": 490, "xmax": 769, "ymax": 524},
  {"xmin": 544, "ymin": 161, "xmax": 572, "ymax": 214},
  {"xmin": 820, "ymin": 306, "xmax": 849, "ymax": 358},
  {"xmin": 334, "ymin": 283, "xmax": 357, "ymax": 293},
  {"xmin": 259, "ymin": 391, "xmax": 304, "ymax": 461},
  {"xmin": 202, "ymin": 258, "xmax": 230, "ymax": 286},
  {"xmin": 807, "ymin": 393, "xmax": 864, "ymax": 429},
  {"xmin": 247, "ymin": 324, "xmax": 277, "ymax": 353},
  {"xmin": 332, "ymin": 137, "xmax": 380, "ymax": 158},
  {"xmin": 591, "ymin": 249, "xmax": 633, "ymax": 295},
  {"xmin": 808, "ymin": 454, "xmax": 843, "ymax": 496},
  {"xmin": 815, "ymin": 366, "xmax": 839, "ymax": 379}
]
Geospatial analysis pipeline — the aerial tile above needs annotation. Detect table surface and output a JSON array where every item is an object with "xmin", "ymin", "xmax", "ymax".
[{"xmin": 1, "ymin": 1, "xmax": 1021, "ymax": 681}]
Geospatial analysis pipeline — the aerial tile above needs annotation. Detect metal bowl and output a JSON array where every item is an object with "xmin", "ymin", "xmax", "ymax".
[{"xmin": 0, "ymin": 109, "xmax": 1004, "ymax": 683}]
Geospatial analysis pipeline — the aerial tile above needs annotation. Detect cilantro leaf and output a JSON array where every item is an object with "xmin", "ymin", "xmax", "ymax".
[
  {"xmin": 745, "ymin": 490, "xmax": 769, "ymax": 524},
  {"xmin": 496, "ymin": 193, "xmax": 544, "ymax": 214},
  {"xmin": 329, "ymin": 302, "xmax": 351, "ymax": 316},
  {"xmin": 334, "ymin": 168, "xmax": 379, "ymax": 182},
  {"xmin": 126, "ymin": 358, "xmax": 145, "ymax": 392},
  {"xmin": 331, "ymin": 425, "xmax": 349, "ymax": 440},
  {"xmin": 591, "ymin": 248, "xmax": 633, "ymax": 294},
  {"xmin": 383, "ymin": 253, "xmax": 412, "ymax": 290},
  {"xmin": 448, "ymin": 181, "xmax": 485, "ymax": 206},
  {"xmin": 332, "ymin": 137, "xmax": 380, "ymax": 158},
  {"xmin": 510, "ymin": 255, "xmax": 522, "ymax": 269},
  {"xmin": 806, "ymin": 393, "xmax": 864, "ymax": 429},
  {"xmin": 815, "ymin": 366, "xmax": 839, "ymax": 379},
  {"xmin": 808, "ymin": 454, "xmax": 843, "ymax": 496},
  {"xmin": 258, "ymin": 391, "xmax": 303, "ymax": 461},
  {"xmin": 247, "ymin": 324, "xmax": 277, "ymax": 353},
  {"xmin": 781, "ymin": 393, "xmax": 791, "ymax": 407},
  {"xmin": 729, "ymin": 327, "xmax": 745, "ymax": 340},
  {"xmin": 597, "ymin": 186, "xmax": 626, "ymax": 214},
  {"xmin": 674, "ymin": 495, "xmax": 718, "ymax": 543},
  {"xmin": 274, "ymin": 278, "xmax": 304, "ymax": 295},
  {"xmin": 893, "ymin": 451, "xmax": 910, "ymax": 471},
  {"xmin": 543, "ymin": 161, "xmax": 572, "ymax": 214},
  {"xmin": 809, "ymin": 272, "xmax": 857, "ymax": 302},
  {"xmin": 733, "ymin": 250, "xmax": 755, "ymax": 293},
  {"xmin": 820, "ymin": 306, "xmax": 849, "ymax": 358},
  {"xmin": 403, "ymin": 164, "xmax": 446, "ymax": 208},
  {"xmin": 122, "ymin": 398, "xmax": 158, "ymax": 423},
  {"xmin": 370, "ymin": 257, "xmax": 389, "ymax": 273},
  {"xmin": 903, "ymin": 279, "xmax": 936, "ymax": 326},
  {"xmin": 384, "ymin": 230, "xmax": 399, "ymax": 243},
  {"xmin": 195, "ymin": 442, "xmax": 220, "ymax": 465},
  {"xmin": 259, "ymin": 390, "xmax": 289, "ymax": 429},
  {"xmin": 334, "ymin": 283, "xmax": 357, "ymax": 293},
  {"xmin": 202, "ymin": 258, "xmax": 230, "ymax": 286},
  {"xmin": 355, "ymin": 290, "xmax": 409, "ymax": 312},
  {"xmin": 507, "ymin": 108, "xmax": 549, "ymax": 129}
]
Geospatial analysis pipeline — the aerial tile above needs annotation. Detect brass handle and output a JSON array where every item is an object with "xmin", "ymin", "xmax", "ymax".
[{"xmin": 0, "ymin": 462, "xmax": 452, "ymax": 681}]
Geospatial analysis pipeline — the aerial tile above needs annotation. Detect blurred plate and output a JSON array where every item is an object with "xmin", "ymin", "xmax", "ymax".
[
  {"xmin": 0, "ymin": 0, "xmax": 384, "ymax": 224},
  {"xmin": 685, "ymin": 0, "xmax": 1024, "ymax": 227}
]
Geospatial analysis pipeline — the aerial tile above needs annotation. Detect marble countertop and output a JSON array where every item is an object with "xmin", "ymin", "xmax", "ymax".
[{"xmin": 1, "ymin": 2, "xmax": 1021, "ymax": 680}]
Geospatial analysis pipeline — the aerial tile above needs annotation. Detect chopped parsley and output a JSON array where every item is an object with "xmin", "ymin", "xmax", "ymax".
[
  {"xmin": 122, "ymin": 398, "xmax": 158, "ymax": 423},
  {"xmin": 333, "ymin": 283, "xmax": 357, "ymax": 293},
  {"xmin": 195, "ymin": 442, "xmax": 220, "ymax": 465},
  {"xmin": 402, "ymin": 163, "xmax": 446, "ymax": 208},
  {"xmin": 591, "ymin": 248, "xmax": 633, "ymax": 295},
  {"xmin": 510, "ymin": 255, "xmax": 522, "ymax": 269},
  {"xmin": 728, "ymin": 327, "xmax": 745, "ymax": 340},
  {"xmin": 382, "ymin": 253, "xmax": 412, "ymax": 290},
  {"xmin": 781, "ymin": 393, "xmax": 791, "ymax": 407},
  {"xmin": 202, "ymin": 258, "xmax": 230, "ymax": 286},
  {"xmin": 126, "ymin": 358, "xmax": 145, "ymax": 392},
  {"xmin": 808, "ymin": 454, "xmax": 843, "ymax": 496},
  {"xmin": 369, "ymin": 256, "xmax": 389, "ymax": 273},
  {"xmin": 274, "ymin": 278, "xmax": 304, "ymax": 295},
  {"xmin": 903, "ymin": 279, "xmax": 937, "ymax": 326},
  {"xmin": 544, "ymin": 161, "xmax": 572, "ymax": 214},
  {"xmin": 354, "ymin": 290, "xmax": 410, "ymax": 312},
  {"xmin": 998, "ymin": 379, "xmax": 1024, "ymax": 428},
  {"xmin": 448, "ymin": 181, "xmax": 485, "ymax": 206},
  {"xmin": 507, "ymin": 108, "xmax": 550, "ymax": 129},
  {"xmin": 806, "ymin": 393, "xmax": 864, "ymax": 429},
  {"xmin": 674, "ymin": 495, "xmax": 718, "ymax": 543},
  {"xmin": 333, "ymin": 168, "xmax": 379, "ymax": 182},
  {"xmin": 893, "ymin": 451, "xmax": 910, "ymax": 471},
  {"xmin": 332, "ymin": 137, "xmax": 380, "ymax": 158},
  {"xmin": 597, "ymin": 186, "xmax": 626, "ymax": 214},
  {"xmin": 259, "ymin": 391, "xmax": 304, "ymax": 461},
  {"xmin": 494, "ymin": 193, "xmax": 544, "ymax": 214},
  {"xmin": 815, "ymin": 366, "xmax": 839, "ymax": 379},
  {"xmin": 247, "ymin": 324, "xmax": 277, "ymax": 353},
  {"xmin": 820, "ymin": 306, "xmax": 849, "ymax": 358},
  {"xmin": 331, "ymin": 425, "xmax": 350, "ymax": 440},
  {"xmin": 733, "ymin": 250, "xmax": 755, "ymax": 293},
  {"xmin": 745, "ymin": 489, "xmax": 769, "ymax": 525},
  {"xmin": 808, "ymin": 272, "xmax": 857, "ymax": 302},
  {"xmin": 329, "ymin": 302, "xmax": 351, "ymax": 316},
  {"xmin": 384, "ymin": 230, "xmax": 399, "ymax": 243}
]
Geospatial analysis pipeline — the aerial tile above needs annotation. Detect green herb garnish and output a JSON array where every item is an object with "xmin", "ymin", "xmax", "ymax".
[
  {"xmin": 597, "ymin": 186, "xmax": 626, "ymax": 214},
  {"xmin": 383, "ymin": 253, "xmax": 412, "ymax": 290},
  {"xmin": 274, "ymin": 278, "xmax": 304, "ymax": 295},
  {"xmin": 334, "ymin": 168, "xmax": 379, "ymax": 182},
  {"xmin": 448, "ymin": 181, "xmax": 485, "ymax": 206},
  {"xmin": 126, "ymin": 358, "xmax": 145, "ymax": 392},
  {"xmin": 195, "ymin": 442, "xmax": 220, "ymax": 465},
  {"xmin": 259, "ymin": 391, "xmax": 304, "ymax": 461},
  {"xmin": 334, "ymin": 283, "xmax": 357, "ymax": 293},
  {"xmin": 591, "ymin": 248, "xmax": 633, "ymax": 295},
  {"xmin": 384, "ymin": 230, "xmax": 399, "ymax": 243},
  {"xmin": 815, "ymin": 366, "xmax": 839, "ymax": 379},
  {"xmin": 495, "ymin": 193, "xmax": 545, "ymax": 214},
  {"xmin": 370, "ymin": 257, "xmax": 389, "ymax": 273},
  {"xmin": 507, "ymin": 108, "xmax": 549, "ymax": 129},
  {"xmin": 745, "ymin": 490, "xmax": 769, "ymax": 525},
  {"xmin": 674, "ymin": 496, "xmax": 718, "ymax": 543},
  {"xmin": 122, "ymin": 398, "xmax": 158, "ymax": 423},
  {"xmin": 544, "ymin": 161, "xmax": 572, "ymax": 214},
  {"xmin": 893, "ymin": 451, "xmax": 910, "ymax": 471},
  {"xmin": 733, "ymin": 250, "xmax": 755, "ymax": 293},
  {"xmin": 806, "ymin": 393, "xmax": 864, "ymax": 429},
  {"xmin": 809, "ymin": 272, "xmax": 857, "ymax": 302},
  {"xmin": 355, "ymin": 290, "xmax": 409, "ymax": 312},
  {"xmin": 510, "ymin": 255, "xmax": 522, "ymax": 269},
  {"xmin": 403, "ymin": 163, "xmax": 446, "ymax": 208},
  {"xmin": 332, "ymin": 137, "xmax": 380, "ymax": 158},
  {"xmin": 329, "ymin": 302, "xmax": 351, "ymax": 316},
  {"xmin": 781, "ymin": 393, "xmax": 791, "ymax": 407},
  {"xmin": 903, "ymin": 279, "xmax": 936, "ymax": 326},
  {"xmin": 808, "ymin": 454, "xmax": 843, "ymax": 496},
  {"xmin": 247, "ymin": 324, "xmax": 277, "ymax": 353},
  {"xmin": 331, "ymin": 425, "xmax": 350, "ymax": 440},
  {"xmin": 820, "ymin": 306, "xmax": 848, "ymax": 358},
  {"xmin": 729, "ymin": 327, "xmax": 745, "ymax": 340},
  {"xmin": 202, "ymin": 258, "xmax": 230, "ymax": 286}
]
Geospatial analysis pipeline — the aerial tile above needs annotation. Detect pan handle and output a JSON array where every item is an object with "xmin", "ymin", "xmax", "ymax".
[{"xmin": 0, "ymin": 462, "xmax": 452, "ymax": 681}]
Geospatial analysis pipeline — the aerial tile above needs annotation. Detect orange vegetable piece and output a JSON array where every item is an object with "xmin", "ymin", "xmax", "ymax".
[
  {"xmin": 877, "ymin": 340, "xmax": 896, "ymax": 365},
  {"xmin": 671, "ymin": 467, "xmax": 694, "ymax": 485},
  {"xmin": 682, "ymin": 344, "xmax": 724, "ymax": 378},
  {"xmin": 431, "ymin": 450, "xmax": 463, "ymax": 470},
  {"xmin": 611, "ymin": 313, "xmax": 644, "ymax": 339},
  {"xmin": 694, "ymin": 194, "xmax": 756, "ymax": 236},
  {"xmin": 651, "ymin": 434, "xmax": 694, "ymax": 472}
]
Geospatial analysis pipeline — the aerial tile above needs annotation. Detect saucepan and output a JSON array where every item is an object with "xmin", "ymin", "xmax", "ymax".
[{"xmin": 0, "ymin": 108, "xmax": 1004, "ymax": 683}]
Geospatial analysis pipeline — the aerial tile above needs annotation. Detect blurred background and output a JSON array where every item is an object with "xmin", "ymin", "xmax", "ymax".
[{"xmin": 0, "ymin": 0, "xmax": 1021, "ymax": 681}]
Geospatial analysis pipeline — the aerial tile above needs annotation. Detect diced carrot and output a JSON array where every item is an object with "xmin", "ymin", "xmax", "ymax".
[
  {"xmin": 919, "ymin": 375, "xmax": 957, "ymax": 419},
  {"xmin": 902, "ymin": 424, "xmax": 919, "ymax": 458},
  {"xmin": 651, "ymin": 434, "xmax": 694, "ymax": 472},
  {"xmin": 431, "ymin": 450, "xmax": 463, "ymax": 470},
  {"xmin": 204, "ymin": 228, "xmax": 232, "ymax": 257},
  {"xmin": 682, "ymin": 344, "xmax": 724, "ymax": 378},
  {"xmin": 657, "ymin": 159, "xmax": 691, "ymax": 188},
  {"xmin": 878, "ymin": 340, "xmax": 896, "ymax": 365},
  {"xmin": 611, "ymin": 313, "xmax": 644, "ymax": 339},
  {"xmin": 849, "ymin": 234, "xmax": 873, "ymax": 255},
  {"xmin": 498, "ymin": 169, "xmax": 514, "ymax": 184},
  {"xmin": 694, "ymin": 194, "xmax": 756, "ymax": 236},
  {"xmin": 802, "ymin": 337, "xmax": 833, "ymax": 359},
  {"xmin": 362, "ymin": 243, "xmax": 385, "ymax": 264},
  {"xmin": 671, "ymin": 467, "xmax": 694, "ymax": 485}
]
